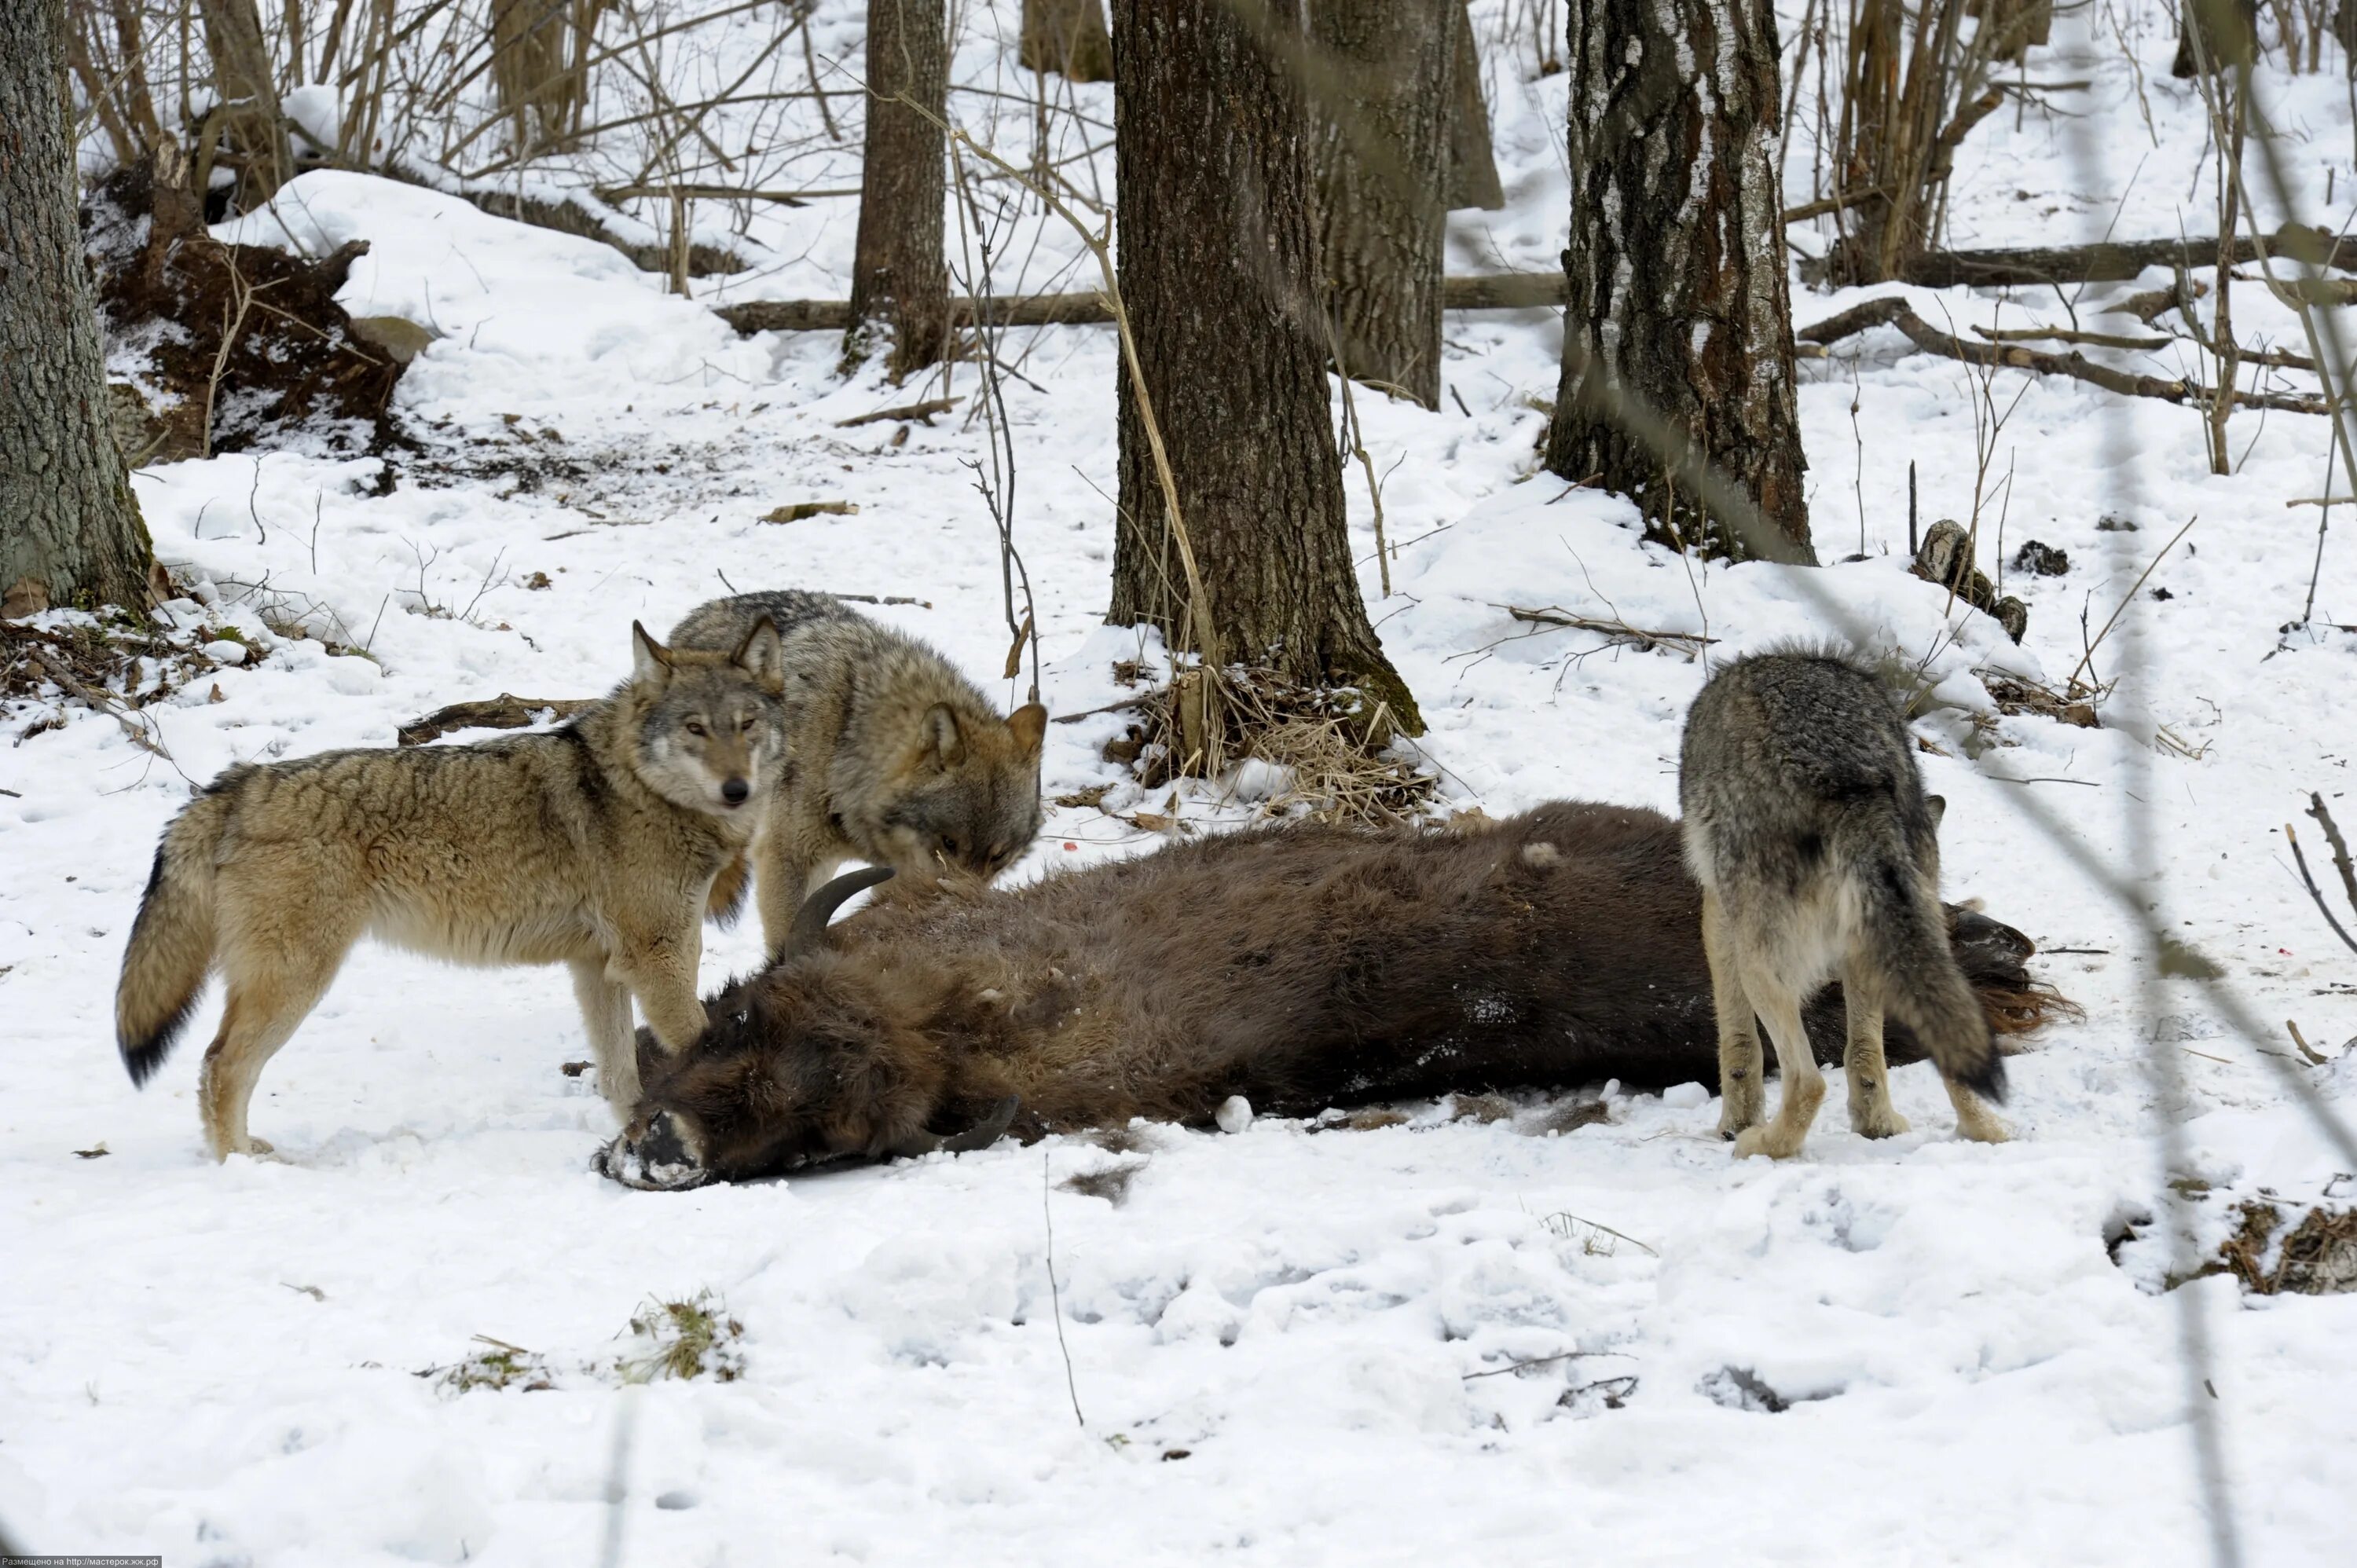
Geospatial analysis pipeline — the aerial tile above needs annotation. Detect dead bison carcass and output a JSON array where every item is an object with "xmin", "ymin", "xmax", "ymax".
[{"xmin": 598, "ymin": 802, "xmax": 2062, "ymax": 1189}]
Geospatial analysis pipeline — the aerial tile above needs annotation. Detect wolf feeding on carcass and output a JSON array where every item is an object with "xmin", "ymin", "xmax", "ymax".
[{"xmin": 598, "ymin": 801, "xmax": 2060, "ymax": 1189}]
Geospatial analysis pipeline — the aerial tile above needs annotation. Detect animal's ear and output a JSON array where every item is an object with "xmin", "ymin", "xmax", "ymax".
[
  {"xmin": 1926, "ymin": 793, "xmax": 1948, "ymax": 830},
  {"xmin": 732, "ymin": 615, "xmax": 785, "ymax": 691},
  {"xmin": 631, "ymin": 621, "xmax": 674, "ymax": 687},
  {"xmin": 1006, "ymin": 702, "xmax": 1047, "ymax": 758},
  {"xmin": 924, "ymin": 703, "xmax": 964, "ymax": 765}
]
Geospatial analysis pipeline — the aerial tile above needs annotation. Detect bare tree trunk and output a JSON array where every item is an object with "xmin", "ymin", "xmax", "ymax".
[
  {"xmin": 2, "ymin": 0, "xmax": 157, "ymax": 618},
  {"xmin": 1545, "ymin": 0, "xmax": 1813, "ymax": 562},
  {"xmin": 1308, "ymin": 0, "xmax": 1454, "ymax": 410},
  {"xmin": 1108, "ymin": 0, "xmax": 1421, "ymax": 735},
  {"xmin": 196, "ymin": 0, "xmax": 293, "ymax": 208},
  {"xmin": 2174, "ymin": 0, "xmax": 2257, "ymax": 76},
  {"xmin": 846, "ymin": 0, "xmax": 949, "ymax": 379},
  {"xmin": 1020, "ymin": 0, "xmax": 1113, "ymax": 82},
  {"xmin": 1444, "ymin": 0, "xmax": 1504, "ymax": 210},
  {"xmin": 490, "ymin": 0, "xmax": 603, "ymax": 157}
]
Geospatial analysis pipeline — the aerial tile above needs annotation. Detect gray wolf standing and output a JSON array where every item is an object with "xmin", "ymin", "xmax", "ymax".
[
  {"xmin": 667, "ymin": 590, "xmax": 1046, "ymax": 958},
  {"xmin": 1678, "ymin": 649, "xmax": 2007, "ymax": 1159},
  {"xmin": 114, "ymin": 619, "xmax": 787, "ymax": 1159}
]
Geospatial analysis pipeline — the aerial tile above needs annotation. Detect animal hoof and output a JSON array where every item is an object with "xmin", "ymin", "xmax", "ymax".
[{"xmin": 596, "ymin": 1112, "xmax": 709, "ymax": 1191}]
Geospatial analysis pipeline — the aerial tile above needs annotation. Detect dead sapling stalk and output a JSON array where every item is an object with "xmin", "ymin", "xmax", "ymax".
[
  {"xmin": 2286, "ymin": 793, "xmax": 2357, "ymax": 957},
  {"xmin": 2063, "ymin": 515, "xmax": 2198, "ymax": 697},
  {"xmin": 1043, "ymin": 1149, "xmax": 1084, "ymax": 1427},
  {"xmin": 200, "ymin": 243, "xmax": 262, "ymax": 461},
  {"xmin": 949, "ymin": 148, "xmax": 1043, "ymax": 703},
  {"xmin": 1325, "ymin": 310, "xmax": 1397, "ymax": 598},
  {"xmin": 2179, "ymin": 23, "xmax": 2250, "ymax": 475}
]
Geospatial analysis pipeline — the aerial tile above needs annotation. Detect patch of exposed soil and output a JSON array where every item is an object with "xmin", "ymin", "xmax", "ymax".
[{"xmin": 83, "ymin": 150, "xmax": 405, "ymax": 462}]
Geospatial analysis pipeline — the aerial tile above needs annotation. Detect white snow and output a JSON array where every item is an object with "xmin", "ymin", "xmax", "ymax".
[{"xmin": 5, "ymin": 3, "xmax": 2356, "ymax": 1563}]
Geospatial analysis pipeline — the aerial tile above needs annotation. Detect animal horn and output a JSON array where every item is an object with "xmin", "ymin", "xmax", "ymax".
[
  {"xmin": 885, "ymin": 1096, "xmax": 1021, "ymax": 1160},
  {"xmin": 783, "ymin": 866, "xmax": 895, "ymax": 958}
]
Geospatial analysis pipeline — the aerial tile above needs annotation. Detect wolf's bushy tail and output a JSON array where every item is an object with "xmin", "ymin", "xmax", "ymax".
[
  {"xmin": 1849, "ymin": 820, "xmax": 2007, "ymax": 1103},
  {"xmin": 116, "ymin": 784, "xmax": 240, "ymax": 1084}
]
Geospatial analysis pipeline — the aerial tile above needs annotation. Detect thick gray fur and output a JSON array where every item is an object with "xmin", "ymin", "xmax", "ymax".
[
  {"xmin": 668, "ymin": 591, "xmax": 1047, "ymax": 959},
  {"xmin": 1678, "ymin": 648, "xmax": 2007, "ymax": 1159}
]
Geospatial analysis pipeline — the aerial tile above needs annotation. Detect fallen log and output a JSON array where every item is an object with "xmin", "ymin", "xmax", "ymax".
[
  {"xmin": 715, "ymin": 271, "xmax": 1574, "ymax": 335},
  {"xmin": 1802, "ymin": 223, "xmax": 2357, "ymax": 289},
  {"xmin": 397, "ymin": 694, "xmax": 594, "ymax": 747},
  {"xmin": 1800, "ymin": 295, "xmax": 2331, "ymax": 416}
]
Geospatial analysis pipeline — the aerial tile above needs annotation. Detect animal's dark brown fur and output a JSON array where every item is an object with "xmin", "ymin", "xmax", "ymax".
[{"xmin": 609, "ymin": 803, "xmax": 2062, "ymax": 1185}]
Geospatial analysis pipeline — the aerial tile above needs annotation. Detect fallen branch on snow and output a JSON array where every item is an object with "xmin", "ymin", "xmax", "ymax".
[
  {"xmin": 1801, "ymin": 297, "xmax": 2333, "ymax": 416},
  {"xmin": 397, "ymin": 694, "xmax": 594, "ymax": 747}
]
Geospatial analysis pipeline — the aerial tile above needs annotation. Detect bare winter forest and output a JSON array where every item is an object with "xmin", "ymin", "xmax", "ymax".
[{"xmin": 2, "ymin": 0, "xmax": 2355, "ymax": 1562}]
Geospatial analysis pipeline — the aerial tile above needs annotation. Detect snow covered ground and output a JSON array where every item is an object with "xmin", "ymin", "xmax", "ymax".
[{"xmin": 5, "ymin": 3, "xmax": 2356, "ymax": 1563}]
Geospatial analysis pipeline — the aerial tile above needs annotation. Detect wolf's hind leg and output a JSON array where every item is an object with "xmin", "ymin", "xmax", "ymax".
[
  {"xmin": 1703, "ymin": 891, "xmax": 1766, "ymax": 1139},
  {"xmin": 571, "ymin": 958, "xmax": 641, "ymax": 1113},
  {"xmin": 1841, "ymin": 958, "xmax": 1911, "ymax": 1139},
  {"xmin": 1732, "ymin": 970, "xmax": 1827, "ymax": 1160},
  {"xmin": 1944, "ymin": 1077, "xmax": 2010, "ymax": 1144},
  {"xmin": 198, "ymin": 916, "xmax": 356, "ymax": 1160}
]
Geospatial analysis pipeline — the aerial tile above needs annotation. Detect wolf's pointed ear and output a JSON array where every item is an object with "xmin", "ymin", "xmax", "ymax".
[
  {"xmin": 732, "ymin": 615, "xmax": 785, "ymax": 692},
  {"xmin": 631, "ymin": 622, "xmax": 674, "ymax": 687},
  {"xmin": 924, "ymin": 703, "xmax": 964, "ymax": 765},
  {"xmin": 1007, "ymin": 702, "xmax": 1047, "ymax": 759},
  {"xmin": 1926, "ymin": 794, "xmax": 1948, "ymax": 830}
]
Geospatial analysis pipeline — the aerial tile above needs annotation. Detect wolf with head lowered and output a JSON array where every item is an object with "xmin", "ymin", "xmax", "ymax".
[
  {"xmin": 1680, "ymin": 648, "xmax": 2010, "ymax": 1160},
  {"xmin": 666, "ymin": 590, "xmax": 1047, "ymax": 958},
  {"xmin": 115, "ymin": 619, "xmax": 787, "ymax": 1159}
]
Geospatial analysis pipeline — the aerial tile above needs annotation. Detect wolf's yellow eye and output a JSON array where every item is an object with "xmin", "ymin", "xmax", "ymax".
[
  {"xmin": 685, "ymin": 721, "xmax": 707, "ymax": 737},
  {"xmin": 739, "ymin": 718, "xmax": 755, "ymax": 733}
]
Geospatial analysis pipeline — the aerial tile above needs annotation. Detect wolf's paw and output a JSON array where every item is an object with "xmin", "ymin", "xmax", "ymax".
[
  {"xmin": 1715, "ymin": 1105, "xmax": 1763, "ymax": 1141},
  {"xmin": 1955, "ymin": 1111, "xmax": 2010, "ymax": 1145},
  {"xmin": 1714, "ymin": 1083, "xmax": 1765, "ymax": 1140},
  {"xmin": 595, "ymin": 1111, "xmax": 709, "ymax": 1191},
  {"xmin": 1732, "ymin": 1124, "xmax": 1809, "ymax": 1160},
  {"xmin": 1849, "ymin": 1102, "xmax": 1912, "ymax": 1140}
]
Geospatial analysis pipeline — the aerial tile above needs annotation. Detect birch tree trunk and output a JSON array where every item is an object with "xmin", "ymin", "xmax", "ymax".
[
  {"xmin": 1544, "ymin": 0, "xmax": 1813, "ymax": 562},
  {"xmin": 1108, "ymin": 0, "xmax": 1421, "ymax": 735},
  {"xmin": 847, "ymin": 0, "xmax": 949, "ymax": 378},
  {"xmin": 2, "ymin": 0, "xmax": 157, "ymax": 618}
]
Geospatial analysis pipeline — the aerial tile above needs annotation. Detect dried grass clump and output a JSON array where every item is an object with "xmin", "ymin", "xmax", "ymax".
[
  {"xmin": 619, "ymin": 1291, "xmax": 746, "ymax": 1384},
  {"xmin": 2220, "ymin": 1202, "xmax": 2357, "ymax": 1295},
  {"xmin": 1105, "ymin": 665, "xmax": 1438, "ymax": 829}
]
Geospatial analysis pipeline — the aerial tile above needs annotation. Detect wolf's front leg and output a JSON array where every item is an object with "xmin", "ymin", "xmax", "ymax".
[
  {"xmin": 570, "ymin": 958, "xmax": 641, "ymax": 1113},
  {"xmin": 611, "ymin": 919, "xmax": 709, "ymax": 1060}
]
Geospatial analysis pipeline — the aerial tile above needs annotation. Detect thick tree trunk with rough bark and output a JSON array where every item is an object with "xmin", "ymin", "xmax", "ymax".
[
  {"xmin": 847, "ymin": 0, "xmax": 948, "ymax": 378},
  {"xmin": 1020, "ymin": 0, "xmax": 1113, "ymax": 82},
  {"xmin": 1108, "ymin": 0, "xmax": 1420, "ymax": 735},
  {"xmin": 1444, "ymin": 0, "xmax": 1504, "ymax": 210},
  {"xmin": 1308, "ymin": 0, "xmax": 1454, "ymax": 410},
  {"xmin": 1544, "ymin": 0, "xmax": 1813, "ymax": 562},
  {"xmin": 2, "ymin": 0, "xmax": 156, "ymax": 619}
]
